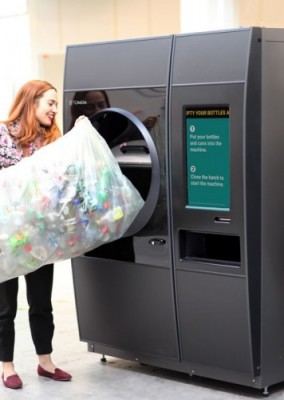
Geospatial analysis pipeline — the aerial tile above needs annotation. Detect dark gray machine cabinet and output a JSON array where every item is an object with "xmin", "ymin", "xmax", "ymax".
[
  {"xmin": 64, "ymin": 36, "xmax": 181, "ymax": 368},
  {"xmin": 64, "ymin": 28, "xmax": 284, "ymax": 394},
  {"xmin": 170, "ymin": 27, "xmax": 284, "ymax": 392}
]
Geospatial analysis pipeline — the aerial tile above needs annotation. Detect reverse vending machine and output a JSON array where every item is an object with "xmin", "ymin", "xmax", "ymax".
[
  {"xmin": 64, "ymin": 36, "xmax": 181, "ymax": 369},
  {"xmin": 63, "ymin": 28, "xmax": 284, "ymax": 394}
]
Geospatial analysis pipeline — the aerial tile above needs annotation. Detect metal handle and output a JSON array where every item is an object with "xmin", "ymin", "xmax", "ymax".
[
  {"xmin": 120, "ymin": 143, "xmax": 149, "ymax": 154},
  {"xmin": 148, "ymin": 238, "xmax": 166, "ymax": 246}
]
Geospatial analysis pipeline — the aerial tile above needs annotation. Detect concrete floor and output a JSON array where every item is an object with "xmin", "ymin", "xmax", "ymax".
[{"xmin": 2, "ymin": 260, "xmax": 284, "ymax": 399}]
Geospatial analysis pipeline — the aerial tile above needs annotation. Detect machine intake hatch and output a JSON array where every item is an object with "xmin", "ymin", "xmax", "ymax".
[{"xmin": 90, "ymin": 107, "xmax": 160, "ymax": 237}]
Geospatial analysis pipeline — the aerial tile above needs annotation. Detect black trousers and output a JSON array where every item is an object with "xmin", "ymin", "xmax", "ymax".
[{"xmin": 0, "ymin": 264, "xmax": 55, "ymax": 362}]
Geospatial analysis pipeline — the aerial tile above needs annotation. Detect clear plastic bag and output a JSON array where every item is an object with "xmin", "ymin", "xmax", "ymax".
[{"xmin": 0, "ymin": 118, "xmax": 144, "ymax": 282}]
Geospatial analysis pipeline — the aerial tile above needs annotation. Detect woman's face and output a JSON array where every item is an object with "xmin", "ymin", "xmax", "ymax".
[{"xmin": 35, "ymin": 88, "xmax": 58, "ymax": 126}]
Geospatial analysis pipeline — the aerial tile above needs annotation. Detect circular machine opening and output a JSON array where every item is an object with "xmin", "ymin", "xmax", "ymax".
[{"xmin": 90, "ymin": 107, "xmax": 160, "ymax": 237}]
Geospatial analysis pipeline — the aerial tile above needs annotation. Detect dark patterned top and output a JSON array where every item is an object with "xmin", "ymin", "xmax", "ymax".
[{"xmin": 0, "ymin": 122, "xmax": 38, "ymax": 169}]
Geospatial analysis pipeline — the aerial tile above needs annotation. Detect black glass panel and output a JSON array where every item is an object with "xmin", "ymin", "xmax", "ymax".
[{"xmin": 64, "ymin": 88, "xmax": 168, "ymax": 262}]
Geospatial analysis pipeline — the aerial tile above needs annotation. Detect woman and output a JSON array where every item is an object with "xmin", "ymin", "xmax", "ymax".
[{"xmin": 0, "ymin": 80, "xmax": 72, "ymax": 389}]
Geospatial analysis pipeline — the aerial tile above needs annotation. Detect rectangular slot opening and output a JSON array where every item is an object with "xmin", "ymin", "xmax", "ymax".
[{"xmin": 179, "ymin": 230, "xmax": 241, "ymax": 266}]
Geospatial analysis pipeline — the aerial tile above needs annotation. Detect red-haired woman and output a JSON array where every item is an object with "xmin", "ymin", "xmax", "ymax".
[{"xmin": 0, "ymin": 80, "xmax": 72, "ymax": 389}]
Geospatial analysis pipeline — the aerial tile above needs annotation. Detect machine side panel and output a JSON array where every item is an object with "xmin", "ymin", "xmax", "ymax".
[
  {"xmin": 260, "ymin": 29, "xmax": 284, "ymax": 387},
  {"xmin": 72, "ymin": 257, "xmax": 179, "ymax": 359},
  {"xmin": 64, "ymin": 36, "xmax": 173, "ymax": 90},
  {"xmin": 177, "ymin": 272, "xmax": 252, "ymax": 371},
  {"xmin": 171, "ymin": 28, "xmax": 253, "ymax": 84}
]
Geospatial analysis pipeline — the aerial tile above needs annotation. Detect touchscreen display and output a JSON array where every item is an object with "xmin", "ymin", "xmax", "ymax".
[{"xmin": 185, "ymin": 105, "xmax": 230, "ymax": 211}]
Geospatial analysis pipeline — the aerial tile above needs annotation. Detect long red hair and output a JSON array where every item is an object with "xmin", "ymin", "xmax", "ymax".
[{"xmin": 3, "ymin": 80, "xmax": 62, "ymax": 147}]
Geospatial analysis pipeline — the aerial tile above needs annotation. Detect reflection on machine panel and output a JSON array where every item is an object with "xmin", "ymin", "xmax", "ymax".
[{"xmin": 65, "ymin": 88, "xmax": 168, "ymax": 262}]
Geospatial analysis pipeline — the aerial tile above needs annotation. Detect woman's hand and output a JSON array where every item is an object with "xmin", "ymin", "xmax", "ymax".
[{"xmin": 75, "ymin": 115, "xmax": 88, "ymax": 125}]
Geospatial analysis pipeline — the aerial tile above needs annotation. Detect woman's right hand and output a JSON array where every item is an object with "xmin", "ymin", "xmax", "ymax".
[{"xmin": 75, "ymin": 115, "xmax": 88, "ymax": 125}]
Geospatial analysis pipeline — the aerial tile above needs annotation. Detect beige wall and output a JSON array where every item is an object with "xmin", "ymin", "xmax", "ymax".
[
  {"xmin": 25, "ymin": 0, "xmax": 284, "ymax": 75},
  {"xmin": 28, "ymin": 0, "xmax": 180, "ymax": 129},
  {"xmin": 237, "ymin": 0, "xmax": 284, "ymax": 28},
  {"xmin": 27, "ymin": 0, "xmax": 284, "ymax": 130},
  {"xmin": 28, "ymin": 0, "xmax": 180, "ymax": 54}
]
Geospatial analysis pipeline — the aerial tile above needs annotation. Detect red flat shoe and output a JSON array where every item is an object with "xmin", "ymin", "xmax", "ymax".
[
  {"xmin": 2, "ymin": 373, "xmax": 23, "ymax": 389},
  {"xmin": 37, "ymin": 365, "xmax": 72, "ymax": 381}
]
